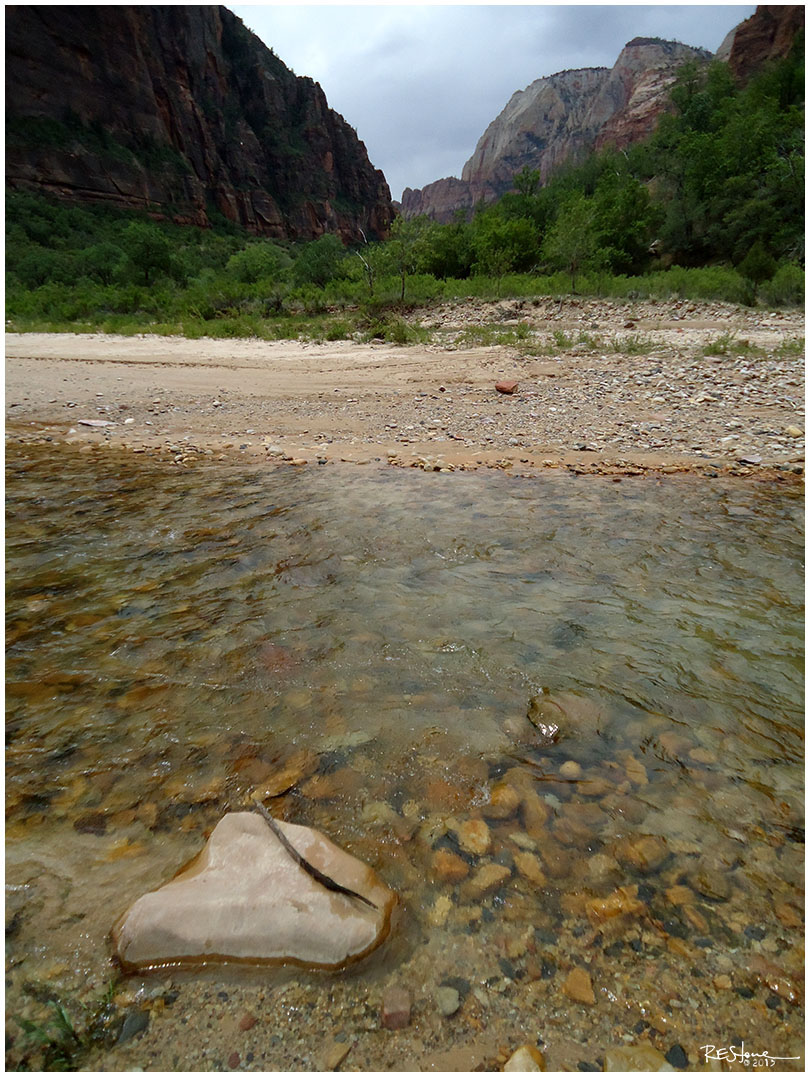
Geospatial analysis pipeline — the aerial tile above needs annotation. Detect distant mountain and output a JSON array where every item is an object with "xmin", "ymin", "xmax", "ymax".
[
  {"xmin": 5, "ymin": 5, "xmax": 394, "ymax": 241},
  {"xmin": 401, "ymin": 6, "xmax": 804, "ymax": 222}
]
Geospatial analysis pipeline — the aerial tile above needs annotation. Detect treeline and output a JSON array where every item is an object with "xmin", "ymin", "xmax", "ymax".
[{"xmin": 5, "ymin": 46, "xmax": 804, "ymax": 337}]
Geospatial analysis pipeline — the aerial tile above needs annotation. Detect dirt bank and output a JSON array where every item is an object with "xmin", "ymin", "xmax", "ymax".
[{"xmin": 5, "ymin": 297, "xmax": 804, "ymax": 478}]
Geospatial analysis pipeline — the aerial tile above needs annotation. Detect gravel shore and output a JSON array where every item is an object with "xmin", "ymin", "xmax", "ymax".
[{"xmin": 5, "ymin": 296, "xmax": 805, "ymax": 479}]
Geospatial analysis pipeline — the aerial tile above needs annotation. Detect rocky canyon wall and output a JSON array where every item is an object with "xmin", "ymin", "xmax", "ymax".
[{"xmin": 5, "ymin": 5, "xmax": 394, "ymax": 241}]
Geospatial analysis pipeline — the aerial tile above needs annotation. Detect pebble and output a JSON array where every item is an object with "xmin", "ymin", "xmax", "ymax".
[
  {"xmin": 559, "ymin": 760, "xmax": 582, "ymax": 780},
  {"xmin": 456, "ymin": 818, "xmax": 491, "ymax": 856},
  {"xmin": 483, "ymin": 781, "xmax": 521, "ymax": 820},
  {"xmin": 381, "ymin": 985, "xmax": 412, "ymax": 1030},
  {"xmin": 617, "ymin": 835, "xmax": 668, "ymax": 874},
  {"xmin": 432, "ymin": 848, "xmax": 470, "ymax": 883},
  {"xmin": 495, "ymin": 380, "xmax": 519, "ymax": 394},
  {"xmin": 562, "ymin": 966, "xmax": 595, "ymax": 1005},
  {"xmin": 463, "ymin": 862, "xmax": 512, "ymax": 899},
  {"xmin": 603, "ymin": 1045, "xmax": 673, "ymax": 1070},
  {"xmin": 688, "ymin": 860, "xmax": 732, "ymax": 901},
  {"xmin": 238, "ymin": 1014, "xmax": 257, "ymax": 1031},
  {"xmin": 117, "ymin": 1007, "xmax": 150, "ymax": 1045},
  {"xmin": 513, "ymin": 851, "xmax": 547, "ymax": 888},
  {"xmin": 503, "ymin": 1044, "xmax": 546, "ymax": 1071},
  {"xmin": 436, "ymin": 986, "xmax": 461, "ymax": 1017},
  {"xmin": 320, "ymin": 1039, "xmax": 352, "ymax": 1070}
]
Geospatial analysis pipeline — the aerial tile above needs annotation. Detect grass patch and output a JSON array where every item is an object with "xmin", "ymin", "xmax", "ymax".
[{"xmin": 702, "ymin": 332, "xmax": 767, "ymax": 358}]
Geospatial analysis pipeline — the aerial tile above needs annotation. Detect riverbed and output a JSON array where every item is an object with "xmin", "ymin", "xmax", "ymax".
[{"xmin": 5, "ymin": 441, "xmax": 803, "ymax": 1071}]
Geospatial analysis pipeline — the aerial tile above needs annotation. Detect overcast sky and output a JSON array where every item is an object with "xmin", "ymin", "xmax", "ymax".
[{"xmin": 229, "ymin": 3, "xmax": 755, "ymax": 201}]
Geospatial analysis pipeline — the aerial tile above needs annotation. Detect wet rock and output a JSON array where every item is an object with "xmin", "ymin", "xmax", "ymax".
[
  {"xmin": 462, "ymin": 862, "xmax": 512, "ymax": 899},
  {"xmin": 483, "ymin": 781, "xmax": 521, "ymax": 820},
  {"xmin": 562, "ymin": 966, "xmax": 595, "ymax": 1005},
  {"xmin": 603, "ymin": 1045, "xmax": 673, "ymax": 1070},
  {"xmin": 623, "ymin": 757, "xmax": 648, "ymax": 785},
  {"xmin": 113, "ymin": 812, "xmax": 396, "ymax": 970},
  {"xmin": 495, "ymin": 381, "xmax": 519, "ymax": 394},
  {"xmin": 585, "ymin": 885, "xmax": 645, "ymax": 927},
  {"xmin": 117, "ymin": 1007, "xmax": 149, "ymax": 1045},
  {"xmin": 250, "ymin": 749, "xmax": 319, "ymax": 799},
  {"xmin": 436, "ymin": 985, "xmax": 461, "ymax": 1017},
  {"xmin": 748, "ymin": 954, "xmax": 801, "ymax": 1004},
  {"xmin": 559, "ymin": 760, "xmax": 582, "ymax": 780},
  {"xmin": 320, "ymin": 1038, "xmax": 352, "ymax": 1070},
  {"xmin": 381, "ymin": 985, "xmax": 411, "ymax": 1029},
  {"xmin": 514, "ymin": 851, "xmax": 547, "ymax": 888},
  {"xmin": 537, "ymin": 838, "xmax": 571, "ymax": 879},
  {"xmin": 455, "ymin": 818, "xmax": 491, "ymax": 857},
  {"xmin": 504, "ymin": 1044, "xmax": 546, "ymax": 1070},
  {"xmin": 527, "ymin": 690, "xmax": 607, "ymax": 741},
  {"xmin": 688, "ymin": 859, "xmax": 732, "ymax": 901},
  {"xmin": 238, "ymin": 1013, "xmax": 257, "ymax": 1031},
  {"xmin": 432, "ymin": 848, "xmax": 470, "ymax": 883},
  {"xmin": 586, "ymin": 853, "xmax": 620, "ymax": 885},
  {"xmin": 664, "ymin": 1044, "xmax": 688, "ymax": 1068},
  {"xmin": 520, "ymin": 789, "xmax": 551, "ymax": 837},
  {"xmin": 617, "ymin": 835, "xmax": 668, "ymax": 874}
]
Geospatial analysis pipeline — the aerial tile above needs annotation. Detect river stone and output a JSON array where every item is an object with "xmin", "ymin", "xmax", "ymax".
[
  {"xmin": 527, "ymin": 690, "xmax": 607, "ymax": 741},
  {"xmin": 603, "ymin": 1045, "xmax": 674, "ymax": 1071},
  {"xmin": 112, "ymin": 812, "xmax": 396, "ymax": 971}
]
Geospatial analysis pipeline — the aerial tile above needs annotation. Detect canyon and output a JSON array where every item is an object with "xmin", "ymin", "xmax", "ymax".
[
  {"xmin": 401, "ymin": 5, "xmax": 804, "ymax": 222},
  {"xmin": 5, "ymin": 5, "xmax": 393, "ymax": 241}
]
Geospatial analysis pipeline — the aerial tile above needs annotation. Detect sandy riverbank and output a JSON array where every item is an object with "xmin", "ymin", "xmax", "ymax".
[{"xmin": 5, "ymin": 297, "xmax": 805, "ymax": 478}]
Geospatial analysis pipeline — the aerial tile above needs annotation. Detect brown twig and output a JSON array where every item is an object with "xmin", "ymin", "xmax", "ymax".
[{"xmin": 252, "ymin": 800, "xmax": 378, "ymax": 910}]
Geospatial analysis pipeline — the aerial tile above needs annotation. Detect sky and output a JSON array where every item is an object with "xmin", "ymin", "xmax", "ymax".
[{"xmin": 229, "ymin": 3, "xmax": 756, "ymax": 201}]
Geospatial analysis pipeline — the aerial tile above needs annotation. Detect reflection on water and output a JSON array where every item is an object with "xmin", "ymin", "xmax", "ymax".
[{"xmin": 5, "ymin": 445, "xmax": 804, "ymax": 1069}]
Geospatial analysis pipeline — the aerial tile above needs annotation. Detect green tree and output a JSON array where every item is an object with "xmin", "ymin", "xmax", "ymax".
[
  {"xmin": 542, "ymin": 195, "xmax": 603, "ymax": 290},
  {"xmin": 383, "ymin": 215, "xmax": 432, "ymax": 302},
  {"xmin": 121, "ymin": 221, "xmax": 172, "ymax": 285},
  {"xmin": 737, "ymin": 240, "xmax": 777, "ymax": 300},
  {"xmin": 471, "ymin": 213, "xmax": 537, "ymax": 292},
  {"xmin": 226, "ymin": 241, "xmax": 289, "ymax": 283},
  {"xmin": 292, "ymin": 234, "xmax": 345, "ymax": 288}
]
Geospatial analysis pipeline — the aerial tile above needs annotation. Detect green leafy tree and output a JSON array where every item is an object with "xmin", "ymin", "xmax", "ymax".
[
  {"xmin": 292, "ymin": 234, "xmax": 345, "ymax": 288},
  {"xmin": 226, "ymin": 241, "xmax": 289, "ymax": 283},
  {"xmin": 471, "ymin": 213, "xmax": 538, "ymax": 292},
  {"xmin": 737, "ymin": 240, "xmax": 777, "ymax": 300},
  {"xmin": 383, "ymin": 215, "xmax": 432, "ymax": 302},
  {"xmin": 542, "ymin": 195, "xmax": 604, "ymax": 290},
  {"xmin": 121, "ymin": 221, "xmax": 172, "ymax": 285}
]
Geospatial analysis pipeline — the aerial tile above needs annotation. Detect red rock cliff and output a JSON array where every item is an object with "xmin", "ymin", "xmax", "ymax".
[{"xmin": 5, "ymin": 5, "xmax": 394, "ymax": 240}]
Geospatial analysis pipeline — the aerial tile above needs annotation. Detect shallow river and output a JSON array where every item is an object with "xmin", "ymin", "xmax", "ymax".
[{"xmin": 5, "ymin": 445, "xmax": 804, "ymax": 1071}]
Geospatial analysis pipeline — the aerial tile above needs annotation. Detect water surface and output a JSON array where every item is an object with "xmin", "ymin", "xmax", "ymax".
[{"xmin": 5, "ymin": 446, "xmax": 804, "ymax": 1069}]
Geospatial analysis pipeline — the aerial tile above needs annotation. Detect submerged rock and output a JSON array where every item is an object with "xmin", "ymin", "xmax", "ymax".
[
  {"xmin": 526, "ymin": 690, "xmax": 608, "ymax": 742},
  {"xmin": 112, "ymin": 812, "xmax": 396, "ymax": 971}
]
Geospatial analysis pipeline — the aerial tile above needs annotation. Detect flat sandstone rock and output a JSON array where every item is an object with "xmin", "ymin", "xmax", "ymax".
[{"xmin": 113, "ymin": 812, "xmax": 396, "ymax": 970}]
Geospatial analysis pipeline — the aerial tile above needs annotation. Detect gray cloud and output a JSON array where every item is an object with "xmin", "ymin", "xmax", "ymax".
[{"xmin": 230, "ymin": 4, "xmax": 756, "ymax": 200}]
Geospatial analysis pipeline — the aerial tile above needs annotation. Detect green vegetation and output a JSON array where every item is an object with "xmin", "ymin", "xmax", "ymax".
[
  {"xmin": 13, "ymin": 981, "xmax": 120, "ymax": 1070},
  {"xmin": 6, "ymin": 44, "xmax": 803, "ymax": 338}
]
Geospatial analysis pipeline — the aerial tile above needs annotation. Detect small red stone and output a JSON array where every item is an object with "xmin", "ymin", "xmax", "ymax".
[
  {"xmin": 228, "ymin": 1051, "xmax": 241, "ymax": 1068},
  {"xmin": 239, "ymin": 1014, "xmax": 257, "ymax": 1031},
  {"xmin": 381, "ymin": 985, "xmax": 412, "ymax": 1029},
  {"xmin": 495, "ymin": 380, "xmax": 519, "ymax": 394}
]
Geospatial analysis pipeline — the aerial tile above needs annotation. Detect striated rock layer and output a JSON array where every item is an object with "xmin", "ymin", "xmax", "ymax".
[
  {"xmin": 113, "ymin": 813, "xmax": 397, "ymax": 971},
  {"xmin": 716, "ymin": 4, "xmax": 805, "ymax": 82},
  {"xmin": 5, "ymin": 5, "xmax": 393, "ymax": 240},
  {"xmin": 402, "ymin": 38, "xmax": 709, "ymax": 222}
]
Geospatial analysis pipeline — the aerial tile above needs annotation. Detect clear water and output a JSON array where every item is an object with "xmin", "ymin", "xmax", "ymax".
[{"xmin": 5, "ymin": 445, "xmax": 804, "ymax": 1066}]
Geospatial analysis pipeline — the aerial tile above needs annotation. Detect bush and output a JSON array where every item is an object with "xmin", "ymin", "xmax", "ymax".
[{"xmin": 760, "ymin": 263, "xmax": 805, "ymax": 307}]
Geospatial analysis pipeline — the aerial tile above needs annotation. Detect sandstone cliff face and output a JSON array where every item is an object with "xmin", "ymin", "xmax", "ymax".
[
  {"xmin": 402, "ymin": 37, "xmax": 710, "ymax": 222},
  {"xmin": 716, "ymin": 5, "xmax": 804, "ymax": 82},
  {"xmin": 5, "ymin": 5, "xmax": 393, "ymax": 241}
]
